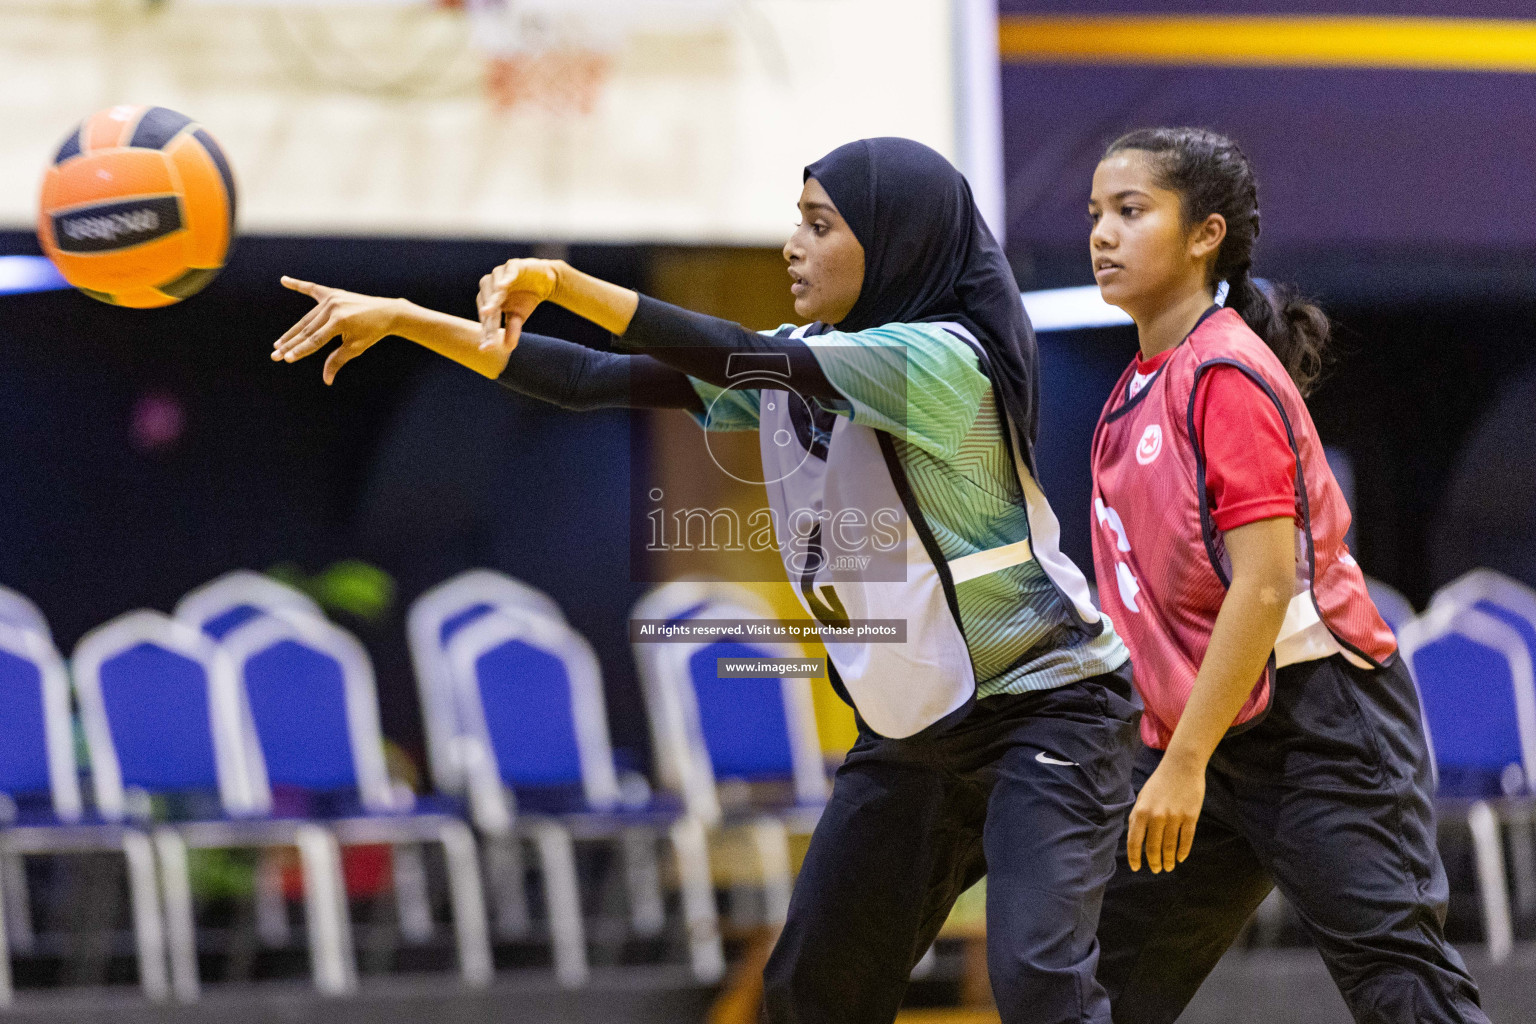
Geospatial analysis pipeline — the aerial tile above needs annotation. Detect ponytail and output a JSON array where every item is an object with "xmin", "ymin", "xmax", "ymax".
[
  {"xmin": 1106, "ymin": 127, "xmax": 1332, "ymax": 396},
  {"xmin": 1224, "ymin": 271, "xmax": 1330, "ymax": 398}
]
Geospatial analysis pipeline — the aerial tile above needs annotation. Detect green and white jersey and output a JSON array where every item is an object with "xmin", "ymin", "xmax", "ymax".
[{"xmin": 691, "ymin": 321, "xmax": 1128, "ymax": 705}]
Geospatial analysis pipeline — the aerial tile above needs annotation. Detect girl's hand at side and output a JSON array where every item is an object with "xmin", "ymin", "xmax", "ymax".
[
  {"xmin": 273, "ymin": 277, "xmax": 406, "ymax": 385},
  {"xmin": 1125, "ymin": 750, "xmax": 1205, "ymax": 873}
]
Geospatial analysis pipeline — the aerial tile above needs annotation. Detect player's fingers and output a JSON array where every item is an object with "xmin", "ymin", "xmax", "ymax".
[
  {"xmin": 479, "ymin": 324, "xmax": 511, "ymax": 354},
  {"xmin": 322, "ymin": 339, "xmax": 365, "ymax": 385},
  {"xmin": 479, "ymin": 305, "xmax": 501, "ymax": 349},
  {"xmin": 487, "ymin": 263, "xmax": 511, "ymax": 298},
  {"xmin": 284, "ymin": 315, "xmax": 342, "ymax": 362},
  {"xmin": 273, "ymin": 302, "xmax": 328, "ymax": 355},
  {"xmin": 1142, "ymin": 816, "xmax": 1166, "ymax": 874},
  {"xmin": 1176, "ymin": 817, "xmax": 1197, "ymax": 865},
  {"xmin": 276, "ymin": 300, "xmax": 338, "ymax": 354},
  {"xmin": 1161, "ymin": 817, "xmax": 1182, "ymax": 873},
  {"xmin": 1125, "ymin": 811, "xmax": 1146, "ymax": 872},
  {"xmin": 280, "ymin": 276, "xmax": 330, "ymax": 300},
  {"xmin": 477, "ymin": 273, "xmax": 497, "ymax": 322},
  {"xmin": 484, "ymin": 313, "xmax": 523, "ymax": 352}
]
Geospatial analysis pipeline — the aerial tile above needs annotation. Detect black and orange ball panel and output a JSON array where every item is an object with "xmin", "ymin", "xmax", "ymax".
[{"xmin": 38, "ymin": 105, "xmax": 237, "ymax": 308}]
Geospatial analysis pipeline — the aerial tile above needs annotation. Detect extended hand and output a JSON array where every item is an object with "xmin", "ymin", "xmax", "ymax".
[
  {"xmin": 272, "ymin": 277, "xmax": 405, "ymax": 385},
  {"xmin": 477, "ymin": 258, "xmax": 560, "ymax": 354},
  {"xmin": 1126, "ymin": 752, "xmax": 1206, "ymax": 873}
]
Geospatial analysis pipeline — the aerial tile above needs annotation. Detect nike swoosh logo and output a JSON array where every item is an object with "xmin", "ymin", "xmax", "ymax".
[{"xmin": 1035, "ymin": 751, "xmax": 1078, "ymax": 767}]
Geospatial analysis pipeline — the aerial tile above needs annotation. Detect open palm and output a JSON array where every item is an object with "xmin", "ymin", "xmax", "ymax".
[{"xmin": 271, "ymin": 277, "xmax": 403, "ymax": 385}]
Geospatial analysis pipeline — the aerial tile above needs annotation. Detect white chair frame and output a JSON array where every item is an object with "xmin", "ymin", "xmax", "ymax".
[
  {"xmin": 209, "ymin": 611, "xmax": 493, "ymax": 989},
  {"xmin": 0, "ymin": 584, "xmax": 50, "ymax": 957},
  {"xmin": 72, "ymin": 610, "xmax": 351, "ymax": 1000},
  {"xmin": 0, "ymin": 622, "xmax": 168, "ymax": 1005},
  {"xmin": 0, "ymin": 585, "xmax": 50, "ymax": 643},
  {"xmin": 632, "ymin": 582, "xmax": 827, "ymax": 930},
  {"xmin": 407, "ymin": 570, "xmax": 565, "ymax": 795},
  {"xmin": 1399, "ymin": 602, "xmax": 1536, "ymax": 964},
  {"xmin": 173, "ymin": 573, "xmax": 334, "ymax": 950},
  {"xmin": 1363, "ymin": 574, "xmax": 1416, "ymax": 632},
  {"xmin": 173, "ymin": 570, "xmax": 322, "ymax": 636},
  {"xmin": 630, "ymin": 579, "xmax": 785, "ymax": 792},
  {"xmin": 448, "ymin": 609, "xmax": 725, "ymax": 984}
]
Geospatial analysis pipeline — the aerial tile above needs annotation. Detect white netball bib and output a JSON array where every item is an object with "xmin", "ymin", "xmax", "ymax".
[{"xmin": 755, "ymin": 323, "xmax": 1079, "ymax": 739}]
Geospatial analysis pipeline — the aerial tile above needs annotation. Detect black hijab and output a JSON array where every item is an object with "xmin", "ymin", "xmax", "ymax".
[{"xmin": 805, "ymin": 137, "xmax": 1043, "ymax": 469}]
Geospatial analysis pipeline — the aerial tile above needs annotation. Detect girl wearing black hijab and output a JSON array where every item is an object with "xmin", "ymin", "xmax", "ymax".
[{"xmin": 274, "ymin": 138, "xmax": 1138, "ymax": 1024}]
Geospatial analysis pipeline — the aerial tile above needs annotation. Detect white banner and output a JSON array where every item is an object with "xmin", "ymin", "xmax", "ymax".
[{"xmin": 2, "ymin": 0, "xmax": 958, "ymax": 243}]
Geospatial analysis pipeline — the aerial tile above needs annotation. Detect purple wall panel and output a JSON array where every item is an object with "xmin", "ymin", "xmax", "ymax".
[{"xmin": 1001, "ymin": 64, "xmax": 1536, "ymax": 254}]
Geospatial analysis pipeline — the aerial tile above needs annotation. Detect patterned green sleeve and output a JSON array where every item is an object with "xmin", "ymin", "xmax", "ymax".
[
  {"xmin": 688, "ymin": 377, "xmax": 761, "ymax": 432},
  {"xmin": 804, "ymin": 323, "xmax": 989, "ymax": 458}
]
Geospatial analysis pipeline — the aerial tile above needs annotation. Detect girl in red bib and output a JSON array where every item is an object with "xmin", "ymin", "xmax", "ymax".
[{"xmin": 1085, "ymin": 128, "xmax": 1487, "ymax": 1024}]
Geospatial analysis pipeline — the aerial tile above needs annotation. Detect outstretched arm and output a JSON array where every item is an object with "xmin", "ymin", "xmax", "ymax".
[
  {"xmin": 271, "ymin": 278, "xmax": 701, "ymax": 411},
  {"xmin": 274, "ymin": 277, "xmax": 508, "ymax": 383}
]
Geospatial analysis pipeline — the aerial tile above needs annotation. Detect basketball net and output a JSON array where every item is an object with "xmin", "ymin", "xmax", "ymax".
[{"xmin": 466, "ymin": 0, "xmax": 621, "ymax": 115}]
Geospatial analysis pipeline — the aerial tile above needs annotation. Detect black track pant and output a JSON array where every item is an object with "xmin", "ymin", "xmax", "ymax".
[
  {"xmin": 1096, "ymin": 654, "xmax": 1489, "ymax": 1024},
  {"xmin": 762, "ymin": 665, "xmax": 1140, "ymax": 1024}
]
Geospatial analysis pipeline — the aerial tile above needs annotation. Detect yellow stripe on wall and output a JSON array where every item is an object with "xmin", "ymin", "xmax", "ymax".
[{"xmin": 999, "ymin": 15, "xmax": 1536, "ymax": 73}]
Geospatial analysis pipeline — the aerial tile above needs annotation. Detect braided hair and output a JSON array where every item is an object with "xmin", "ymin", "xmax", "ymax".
[{"xmin": 1105, "ymin": 127, "xmax": 1329, "ymax": 396}]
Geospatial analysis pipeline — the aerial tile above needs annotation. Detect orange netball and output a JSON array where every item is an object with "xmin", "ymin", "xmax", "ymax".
[{"xmin": 38, "ymin": 105, "xmax": 237, "ymax": 308}]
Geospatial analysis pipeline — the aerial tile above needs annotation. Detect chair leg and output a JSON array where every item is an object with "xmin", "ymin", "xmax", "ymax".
[
  {"xmin": 484, "ymin": 835, "xmax": 531, "ymax": 939},
  {"xmin": 2, "ymin": 854, "xmax": 33, "ymax": 956},
  {"xmin": 529, "ymin": 821, "xmax": 588, "ymax": 988},
  {"xmin": 294, "ymin": 825, "xmax": 357, "ymax": 995},
  {"xmin": 434, "ymin": 822, "xmax": 494, "ymax": 987},
  {"xmin": 0, "ymin": 853, "xmax": 12, "ymax": 1007},
  {"xmin": 1506, "ymin": 806, "xmax": 1536, "ymax": 920},
  {"xmin": 621, "ymin": 826, "xmax": 666, "ymax": 938},
  {"xmin": 391, "ymin": 843, "xmax": 434, "ymax": 945},
  {"xmin": 254, "ymin": 850, "xmax": 292, "ymax": 948},
  {"xmin": 668, "ymin": 816, "xmax": 724, "ymax": 983},
  {"xmin": 151, "ymin": 830, "xmax": 200, "ymax": 1002},
  {"xmin": 121, "ymin": 831, "xmax": 170, "ymax": 1002},
  {"xmin": 1468, "ymin": 800, "xmax": 1514, "ymax": 963},
  {"xmin": 751, "ymin": 817, "xmax": 794, "ymax": 926}
]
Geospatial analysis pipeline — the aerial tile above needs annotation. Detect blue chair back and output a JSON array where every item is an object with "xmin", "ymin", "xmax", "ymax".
[
  {"xmin": 0, "ymin": 646, "xmax": 50, "ymax": 797},
  {"xmin": 0, "ymin": 623, "xmax": 81, "ymax": 819},
  {"xmin": 73, "ymin": 611, "xmax": 260, "ymax": 819},
  {"xmin": 222, "ymin": 613, "xmax": 393, "ymax": 812},
  {"xmin": 631, "ymin": 583, "xmax": 828, "ymax": 818},
  {"xmin": 1402, "ymin": 603, "xmax": 1536, "ymax": 797},
  {"xmin": 687, "ymin": 640, "xmax": 795, "ymax": 780},
  {"xmin": 408, "ymin": 570, "xmax": 564, "ymax": 793},
  {"xmin": 1431, "ymin": 568, "xmax": 1536, "ymax": 678},
  {"xmin": 245, "ymin": 641, "xmax": 356, "ymax": 790},
  {"xmin": 448, "ymin": 610, "xmax": 619, "ymax": 809},
  {"xmin": 104, "ymin": 644, "xmax": 220, "ymax": 790}
]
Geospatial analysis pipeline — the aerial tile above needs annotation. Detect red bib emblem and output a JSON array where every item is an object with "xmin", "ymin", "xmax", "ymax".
[{"xmin": 1136, "ymin": 423, "xmax": 1163, "ymax": 465}]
